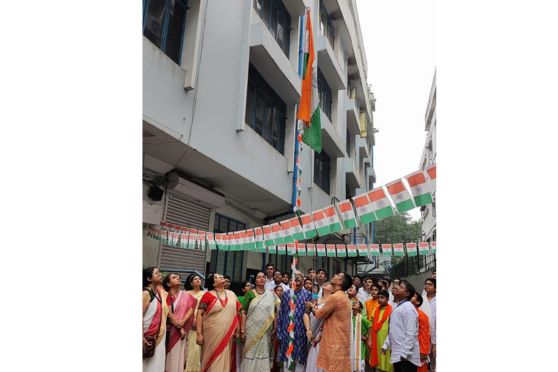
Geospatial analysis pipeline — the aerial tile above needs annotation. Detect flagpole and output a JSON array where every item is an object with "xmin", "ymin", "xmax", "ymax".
[{"xmin": 291, "ymin": 13, "xmax": 305, "ymax": 213}]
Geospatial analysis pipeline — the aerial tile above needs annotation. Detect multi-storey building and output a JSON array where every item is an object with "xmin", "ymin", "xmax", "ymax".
[
  {"xmin": 419, "ymin": 71, "xmax": 436, "ymax": 271},
  {"xmin": 142, "ymin": 0, "xmax": 376, "ymax": 287}
]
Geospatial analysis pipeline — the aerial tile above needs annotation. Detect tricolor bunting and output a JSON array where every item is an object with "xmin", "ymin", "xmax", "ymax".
[
  {"xmin": 386, "ymin": 179, "xmax": 415, "ymax": 213},
  {"xmin": 337, "ymin": 199, "xmax": 358, "ymax": 229},
  {"xmin": 406, "ymin": 242, "xmax": 418, "ymax": 256},
  {"xmin": 405, "ymin": 170, "xmax": 433, "ymax": 207},
  {"xmin": 381, "ymin": 243, "xmax": 393, "ymax": 256},
  {"xmin": 368, "ymin": 187, "xmax": 394, "ymax": 220}
]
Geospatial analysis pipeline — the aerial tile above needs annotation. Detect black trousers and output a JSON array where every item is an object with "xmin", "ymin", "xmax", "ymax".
[{"xmin": 393, "ymin": 359, "xmax": 417, "ymax": 372}]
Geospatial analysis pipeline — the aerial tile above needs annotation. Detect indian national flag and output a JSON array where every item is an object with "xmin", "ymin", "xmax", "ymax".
[
  {"xmin": 296, "ymin": 242, "xmax": 306, "ymax": 256},
  {"xmin": 418, "ymin": 242, "xmax": 430, "ymax": 255},
  {"xmin": 262, "ymin": 225, "xmax": 274, "ymax": 247},
  {"xmin": 346, "ymin": 244, "xmax": 357, "ymax": 257},
  {"xmin": 426, "ymin": 164, "xmax": 436, "ymax": 188},
  {"xmin": 326, "ymin": 244, "xmax": 337, "ymax": 257},
  {"xmin": 430, "ymin": 241, "xmax": 436, "ymax": 254},
  {"xmin": 406, "ymin": 242, "xmax": 418, "ymax": 256},
  {"xmin": 206, "ymin": 232, "xmax": 217, "ymax": 250},
  {"xmin": 393, "ymin": 243, "xmax": 405, "ymax": 256},
  {"xmin": 221, "ymin": 233, "xmax": 231, "ymax": 251},
  {"xmin": 277, "ymin": 244, "xmax": 287, "ymax": 255},
  {"xmin": 289, "ymin": 217, "xmax": 305, "ymax": 241},
  {"xmin": 214, "ymin": 233, "xmax": 224, "ymax": 250},
  {"xmin": 266, "ymin": 245, "xmax": 276, "ymax": 254},
  {"xmin": 316, "ymin": 244, "xmax": 326, "ymax": 257},
  {"xmin": 381, "ymin": 243, "xmax": 393, "ymax": 256},
  {"xmin": 312, "ymin": 210, "xmax": 330, "ymax": 237},
  {"xmin": 306, "ymin": 243, "xmax": 316, "ymax": 256},
  {"xmin": 160, "ymin": 230, "xmax": 168, "ymax": 244},
  {"xmin": 352, "ymin": 193, "xmax": 376, "ymax": 225},
  {"xmin": 386, "ymin": 179, "xmax": 415, "ymax": 213},
  {"xmin": 287, "ymin": 243, "xmax": 297, "ymax": 256},
  {"xmin": 337, "ymin": 200, "xmax": 358, "ymax": 229},
  {"xmin": 368, "ymin": 188, "xmax": 394, "ymax": 220},
  {"xmin": 323, "ymin": 205, "xmax": 343, "ymax": 233},
  {"xmin": 254, "ymin": 227, "xmax": 266, "ymax": 252},
  {"xmin": 280, "ymin": 220, "xmax": 294, "ymax": 244},
  {"xmin": 197, "ymin": 232, "xmax": 207, "ymax": 250},
  {"xmin": 300, "ymin": 213, "xmax": 317, "ymax": 239},
  {"xmin": 170, "ymin": 231, "xmax": 179, "ymax": 246},
  {"xmin": 234, "ymin": 231, "xmax": 244, "ymax": 251},
  {"xmin": 180, "ymin": 232, "xmax": 189, "ymax": 249},
  {"xmin": 239, "ymin": 230, "xmax": 248, "ymax": 250},
  {"xmin": 298, "ymin": 10, "xmax": 322, "ymax": 153},
  {"xmin": 357, "ymin": 244, "xmax": 369, "ymax": 257},
  {"xmin": 245, "ymin": 229, "xmax": 256, "ymax": 251},
  {"xmin": 271, "ymin": 223, "xmax": 284, "ymax": 245},
  {"xmin": 406, "ymin": 170, "xmax": 433, "ymax": 207},
  {"xmin": 336, "ymin": 244, "xmax": 347, "ymax": 257},
  {"xmin": 188, "ymin": 228, "xmax": 197, "ymax": 249},
  {"xmin": 369, "ymin": 244, "xmax": 380, "ymax": 256}
]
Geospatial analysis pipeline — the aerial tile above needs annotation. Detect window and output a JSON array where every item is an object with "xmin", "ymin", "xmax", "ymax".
[
  {"xmin": 319, "ymin": 1, "xmax": 335, "ymax": 49},
  {"xmin": 314, "ymin": 150, "xmax": 331, "ymax": 193},
  {"xmin": 143, "ymin": 0, "xmax": 188, "ymax": 64},
  {"xmin": 318, "ymin": 68, "xmax": 333, "ymax": 121},
  {"xmin": 346, "ymin": 129, "xmax": 351, "ymax": 156},
  {"xmin": 254, "ymin": 0, "xmax": 291, "ymax": 57},
  {"xmin": 245, "ymin": 65, "xmax": 287, "ymax": 154},
  {"xmin": 209, "ymin": 214, "xmax": 247, "ymax": 283}
]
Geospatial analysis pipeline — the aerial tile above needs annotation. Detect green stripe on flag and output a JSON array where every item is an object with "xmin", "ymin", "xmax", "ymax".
[
  {"xmin": 302, "ymin": 107, "xmax": 322, "ymax": 153},
  {"xmin": 343, "ymin": 218, "xmax": 357, "ymax": 229},
  {"xmin": 303, "ymin": 228, "xmax": 317, "ymax": 239},
  {"xmin": 375, "ymin": 206, "xmax": 394, "ymax": 220},
  {"xmin": 395, "ymin": 199, "xmax": 415, "ymax": 213},
  {"xmin": 414, "ymin": 193, "xmax": 433, "ymax": 207},
  {"xmin": 358, "ymin": 212, "xmax": 377, "ymax": 225},
  {"xmin": 316, "ymin": 225, "xmax": 330, "ymax": 237},
  {"xmin": 330, "ymin": 221, "xmax": 343, "ymax": 234}
]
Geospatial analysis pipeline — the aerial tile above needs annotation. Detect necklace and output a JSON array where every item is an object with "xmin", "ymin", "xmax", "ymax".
[
  {"xmin": 214, "ymin": 289, "xmax": 227, "ymax": 301},
  {"xmin": 255, "ymin": 287, "xmax": 265, "ymax": 295}
]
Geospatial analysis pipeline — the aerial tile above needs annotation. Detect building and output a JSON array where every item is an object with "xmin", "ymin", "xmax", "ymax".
[
  {"xmin": 142, "ymin": 0, "xmax": 376, "ymax": 287},
  {"xmin": 419, "ymin": 71, "xmax": 436, "ymax": 272}
]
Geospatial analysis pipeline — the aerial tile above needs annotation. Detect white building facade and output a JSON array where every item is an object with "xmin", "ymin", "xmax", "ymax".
[
  {"xmin": 142, "ymin": 0, "xmax": 376, "ymax": 285},
  {"xmin": 419, "ymin": 72, "xmax": 436, "ymax": 271}
]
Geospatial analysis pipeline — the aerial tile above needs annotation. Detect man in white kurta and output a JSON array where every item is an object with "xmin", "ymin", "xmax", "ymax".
[{"xmin": 383, "ymin": 280, "xmax": 420, "ymax": 372}]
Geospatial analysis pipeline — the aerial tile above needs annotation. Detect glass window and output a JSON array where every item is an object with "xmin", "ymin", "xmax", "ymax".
[
  {"xmin": 253, "ymin": 0, "xmax": 290, "ymax": 57},
  {"xmin": 245, "ymin": 65, "xmax": 286, "ymax": 154},
  {"xmin": 210, "ymin": 214, "xmax": 247, "ymax": 284},
  {"xmin": 318, "ymin": 68, "xmax": 332, "ymax": 120},
  {"xmin": 319, "ymin": 1, "xmax": 335, "ymax": 49},
  {"xmin": 143, "ymin": 0, "xmax": 188, "ymax": 65},
  {"xmin": 314, "ymin": 150, "xmax": 331, "ymax": 193}
]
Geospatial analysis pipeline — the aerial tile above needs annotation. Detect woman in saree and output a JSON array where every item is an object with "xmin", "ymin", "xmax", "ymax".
[
  {"xmin": 184, "ymin": 273, "xmax": 206, "ymax": 372},
  {"xmin": 163, "ymin": 273, "xmax": 196, "ymax": 372},
  {"xmin": 196, "ymin": 273, "xmax": 242, "ymax": 372},
  {"xmin": 239, "ymin": 272, "xmax": 280, "ymax": 371},
  {"xmin": 143, "ymin": 267, "xmax": 170, "ymax": 372},
  {"xmin": 305, "ymin": 281, "xmax": 333, "ymax": 372}
]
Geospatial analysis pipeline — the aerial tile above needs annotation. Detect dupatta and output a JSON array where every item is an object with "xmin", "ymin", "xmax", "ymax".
[
  {"xmin": 167, "ymin": 290, "xmax": 196, "ymax": 352},
  {"xmin": 242, "ymin": 290, "xmax": 278, "ymax": 358}
]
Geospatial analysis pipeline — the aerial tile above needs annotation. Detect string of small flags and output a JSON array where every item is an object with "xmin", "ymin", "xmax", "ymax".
[{"xmin": 147, "ymin": 225, "xmax": 437, "ymax": 257}]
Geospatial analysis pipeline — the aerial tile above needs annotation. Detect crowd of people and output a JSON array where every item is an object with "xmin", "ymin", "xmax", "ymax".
[{"xmin": 143, "ymin": 264, "xmax": 437, "ymax": 372}]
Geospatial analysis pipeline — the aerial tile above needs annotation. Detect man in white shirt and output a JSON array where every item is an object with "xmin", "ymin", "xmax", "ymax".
[
  {"xmin": 382, "ymin": 280, "xmax": 420, "ymax": 372},
  {"xmin": 264, "ymin": 263, "xmax": 276, "ymax": 291},
  {"xmin": 420, "ymin": 277, "xmax": 436, "ymax": 371},
  {"xmin": 357, "ymin": 276, "xmax": 374, "ymax": 303}
]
